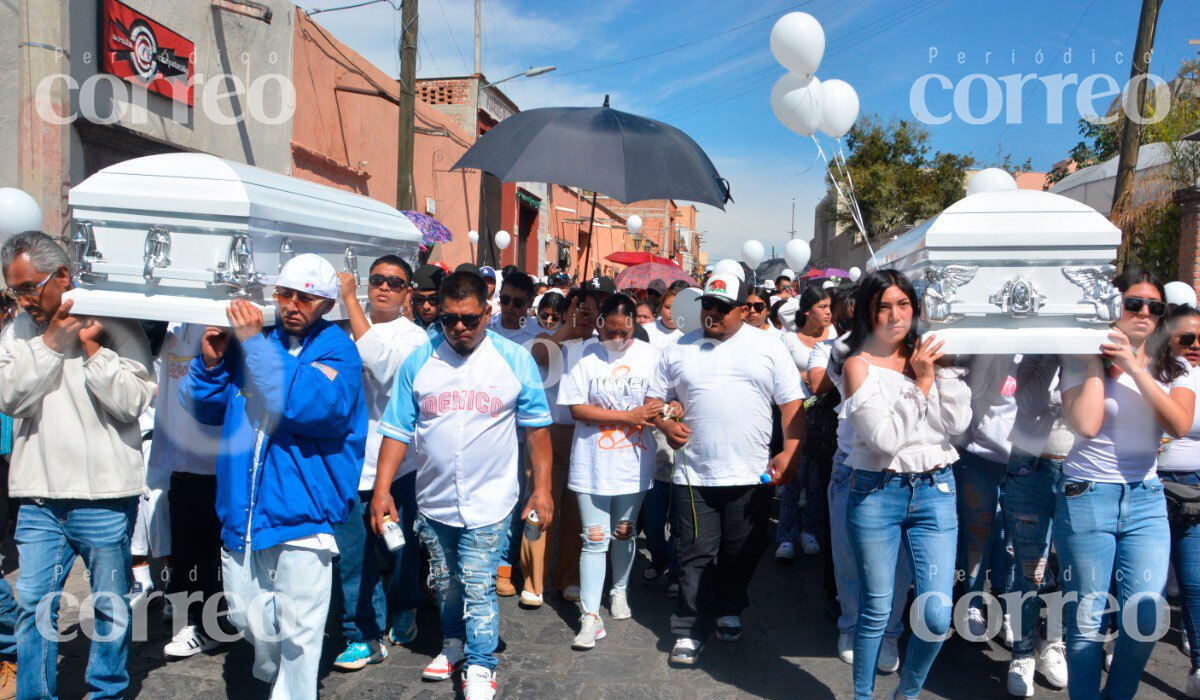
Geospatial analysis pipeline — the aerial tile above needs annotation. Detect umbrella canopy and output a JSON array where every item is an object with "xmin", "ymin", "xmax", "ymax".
[
  {"xmin": 801, "ymin": 268, "xmax": 828, "ymax": 279},
  {"xmin": 401, "ymin": 211, "xmax": 453, "ymax": 246},
  {"xmin": 824, "ymin": 267, "xmax": 849, "ymax": 278},
  {"xmin": 606, "ymin": 251, "xmax": 678, "ymax": 267},
  {"xmin": 452, "ymin": 99, "xmax": 732, "ymax": 209},
  {"xmin": 615, "ymin": 262, "xmax": 693, "ymax": 291}
]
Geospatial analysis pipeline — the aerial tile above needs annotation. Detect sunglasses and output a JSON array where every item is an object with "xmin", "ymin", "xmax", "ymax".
[
  {"xmin": 439, "ymin": 312, "xmax": 485, "ymax": 330},
  {"xmin": 1124, "ymin": 296, "xmax": 1166, "ymax": 317},
  {"xmin": 744, "ymin": 301, "xmax": 767, "ymax": 313},
  {"xmin": 1176, "ymin": 333, "xmax": 1200, "ymax": 348},
  {"xmin": 500, "ymin": 294, "xmax": 529, "ymax": 308},
  {"xmin": 412, "ymin": 293, "xmax": 440, "ymax": 306},
  {"xmin": 369, "ymin": 274, "xmax": 408, "ymax": 290},
  {"xmin": 538, "ymin": 312, "xmax": 561, "ymax": 322},
  {"xmin": 273, "ymin": 287, "xmax": 326, "ymax": 305},
  {"xmin": 700, "ymin": 297, "xmax": 736, "ymax": 314}
]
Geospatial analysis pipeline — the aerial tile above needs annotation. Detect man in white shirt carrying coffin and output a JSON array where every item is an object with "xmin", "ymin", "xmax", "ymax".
[
  {"xmin": 371, "ymin": 270, "xmax": 554, "ymax": 700},
  {"xmin": 646, "ymin": 272, "xmax": 807, "ymax": 666}
]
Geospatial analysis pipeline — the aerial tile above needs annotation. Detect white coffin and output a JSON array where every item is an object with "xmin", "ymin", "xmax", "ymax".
[
  {"xmin": 866, "ymin": 189, "xmax": 1122, "ymax": 355},
  {"xmin": 63, "ymin": 153, "xmax": 423, "ymax": 326}
]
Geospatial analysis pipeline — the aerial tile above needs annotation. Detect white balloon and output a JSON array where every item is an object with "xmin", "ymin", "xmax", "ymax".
[
  {"xmin": 770, "ymin": 73, "xmax": 823, "ymax": 136},
  {"xmin": 672, "ymin": 287, "xmax": 703, "ymax": 333},
  {"xmin": 740, "ymin": 240, "xmax": 765, "ymax": 269},
  {"xmin": 822, "ymin": 280, "xmax": 836, "ymax": 290},
  {"xmin": 467, "ymin": 230, "xmax": 479, "ymax": 244},
  {"xmin": 494, "ymin": 230, "xmax": 511, "ymax": 250},
  {"xmin": 626, "ymin": 215, "xmax": 643, "ymax": 236},
  {"xmin": 1166, "ymin": 281, "xmax": 1198, "ymax": 307},
  {"xmin": 770, "ymin": 12, "xmax": 825, "ymax": 77},
  {"xmin": 818, "ymin": 79, "xmax": 860, "ymax": 138},
  {"xmin": 848, "ymin": 266, "xmax": 862, "ymax": 282},
  {"xmin": 713, "ymin": 258, "xmax": 745, "ymax": 281},
  {"xmin": 783, "ymin": 239, "xmax": 811, "ymax": 272},
  {"xmin": 0, "ymin": 188, "xmax": 43, "ymax": 238},
  {"xmin": 965, "ymin": 168, "xmax": 1018, "ymax": 196}
]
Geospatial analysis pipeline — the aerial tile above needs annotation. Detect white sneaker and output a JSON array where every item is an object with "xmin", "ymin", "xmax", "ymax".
[
  {"xmin": 163, "ymin": 625, "xmax": 219, "ymax": 658},
  {"xmin": 463, "ymin": 664, "xmax": 496, "ymax": 700},
  {"xmin": 1187, "ymin": 668, "xmax": 1200, "ymax": 699},
  {"xmin": 422, "ymin": 640, "xmax": 465, "ymax": 681},
  {"xmin": 572, "ymin": 613, "xmax": 606, "ymax": 650},
  {"xmin": 775, "ymin": 542, "xmax": 796, "ymax": 561},
  {"xmin": 966, "ymin": 606, "xmax": 988, "ymax": 641},
  {"xmin": 837, "ymin": 630, "xmax": 854, "ymax": 664},
  {"xmin": 877, "ymin": 635, "xmax": 900, "ymax": 673},
  {"xmin": 519, "ymin": 590, "xmax": 544, "ymax": 608},
  {"xmin": 609, "ymin": 589, "xmax": 631, "ymax": 620},
  {"xmin": 1007, "ymin": 656, "xmax": 1036, "ymax": 697},
  {"xmin": 800, "ymin": 532, "xmax": 820, "ymax": 555},
  {"xmin": 1002, "ymin": 613, "xmax": 1015, "ymax": 649},
  {"xmin": 562, "ymin": 585, "xmax": 581, "ymax": 603},
  {"xmin": 1035, "ymin": 638, "xmax": 1068, "ymax": 689}
]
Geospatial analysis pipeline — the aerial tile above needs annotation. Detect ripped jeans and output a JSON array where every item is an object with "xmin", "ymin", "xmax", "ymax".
[
  {"xmin": 577, "ymin": 491, "xmax": 648, "ymax": 616},
  {"xmin": 415, "ymin": 512, "xmax": 513, "ymax": 670}
]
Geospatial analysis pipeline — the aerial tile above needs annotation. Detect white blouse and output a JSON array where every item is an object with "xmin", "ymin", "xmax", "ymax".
[{"xmin": 838, "ymin": 360, "xmax": 973, "ymax": 473}]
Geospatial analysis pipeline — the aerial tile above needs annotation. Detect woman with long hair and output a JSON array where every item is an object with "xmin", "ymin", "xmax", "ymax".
[
  {"xmin": 776, "ymin": 286, "xmax": 836, "ymax": 560},
  {"xmin": 557, "ymin": 294, "xmax": 662, "ymax": 650},
  {"xmin": 836, "ymin": 269, "xmax": 971, "ymax": 699},
  {"xmin": 1057, "ymin": 269, "xmax": 1194, "ymax": 699},
  {"xmin": 1151, "ymin": 303, "xmax": 1200, "ymax": 698}
]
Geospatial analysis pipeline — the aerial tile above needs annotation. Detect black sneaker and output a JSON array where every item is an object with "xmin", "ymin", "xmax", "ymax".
[
  {"xmin": 715, "ymin": 616, "xmax": 742, "ymax": 642},
  {"xmin": 669, "ymin": 638, "xmax": 703, "ymax": 665}
]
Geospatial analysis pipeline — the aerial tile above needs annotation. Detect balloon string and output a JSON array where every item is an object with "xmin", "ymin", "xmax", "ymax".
[
  {"xmin": 833, "ymin": 139, "xmax": 876, "ymax": 268},
  {"xmin": 811, "ymin": 135, "xmax": 876, "ymax": 267}
]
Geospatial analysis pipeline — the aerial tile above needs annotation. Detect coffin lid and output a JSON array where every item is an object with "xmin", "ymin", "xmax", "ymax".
[
  {"xmin": 69, "ymin": 153, "xmax": 422, "ymax": 244},
  {"xmin": 874, "ymin": 188, "xmax": 1120, "ymax": 262}
]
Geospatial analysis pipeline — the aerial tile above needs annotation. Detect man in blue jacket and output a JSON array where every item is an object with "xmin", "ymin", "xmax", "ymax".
[{"xmin": 180, "ymin": 253, "xmax": 366, "ymax": 700}]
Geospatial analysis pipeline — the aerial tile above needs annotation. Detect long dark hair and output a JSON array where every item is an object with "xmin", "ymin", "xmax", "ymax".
[
  {"xmin": 832, "ymin": 269, "xmax": 920, "ymax": 374},
  {"xmin": 795, "ymin": 286, "xmax": 831, "ymax": 329},
  {"xmin": 1112, "ymin": 267, "xmax": 1182, "ymax": 382},
  {"xmin": 1150, "ymin": 302, "xmax": 1199, "ymax": 383}
]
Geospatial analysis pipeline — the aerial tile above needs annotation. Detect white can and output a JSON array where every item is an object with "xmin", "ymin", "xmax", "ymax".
[
  {"xmin": 382, "ymin": 517, "xmax": 405, "ymax": 552},
  {"xmin": 523, "ymin": 510, "xmax": 542, "ymax": 542}
]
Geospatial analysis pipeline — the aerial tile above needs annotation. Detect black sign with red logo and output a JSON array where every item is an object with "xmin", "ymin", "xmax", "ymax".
[{"xmin": 100, "ymin": 0, "xmax": 194, "ymax": 105}]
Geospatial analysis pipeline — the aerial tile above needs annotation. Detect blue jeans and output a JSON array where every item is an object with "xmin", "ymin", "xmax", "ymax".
[
  {"xmin": 847, "ymin": 469, "xmax": 957, "ymax": 700},
  {"xmin": 640, "ymin": 479, "xmax": 678, "ymax": 576},
  {"xmin": 15, "ymin": 498, "xmax": 136, "ymax": 700},
  {"xmin": 1163, "ymin": 470, "xmax": 1200, "ymax": 672},
  {"xmin": 1002, "ymin": 447, "xmax": 1062, "ymax": 657},
  {"xmin": 502, "ymin": 436, "xmax": 529, "ymax": 569},
  {"xmin": 1054, "ymin": 475, "xmax": 1170, "ymax": 700},
  {"xmin": 415, "ymin": 512, "xmax": 513, "ymax": 670},
  {"xmin": 332, "ymin": 473, "xmax": 422, "ymax": 642},
  {"xmin": 953, "ymin": 451, "xmax": 1013, "ymax": 610},
  {"xmin": 828, "ymin": 456, "xmax": 910, "ymax": 636},
  {"xmin": 776, "ymin": 459, "xmax": 804, "ymax": 544},
  {"xmin": 577, "ymin": 491, "xmax": 647, "ymax": 615},
  {"xmin": 0, "ymin": 577, "xmax": 17, "ymax": 659}
]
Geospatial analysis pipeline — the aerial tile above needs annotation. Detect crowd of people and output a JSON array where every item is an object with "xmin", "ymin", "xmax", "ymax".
[{"xmin": 0, "ymin": 228, "xmax": 1199, "ymax": 700}]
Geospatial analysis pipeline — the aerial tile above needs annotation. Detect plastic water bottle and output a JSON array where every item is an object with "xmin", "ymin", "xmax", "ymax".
[
  {"xmin": 381, "ymin": 515, "xmax": 405, "ymax": 552},
  {"xmin": 759, "ymin": 472, "xmax": 773, "ymax": 485}
]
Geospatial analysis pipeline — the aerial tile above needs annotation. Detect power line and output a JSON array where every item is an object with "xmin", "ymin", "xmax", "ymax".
[
  {"xmin": 308, "ymin": 0, "xmax": 397, "ymax": 16},
  {"xmin": 433, "ymin": 0, "xmax": 470, "ymax": 74}
]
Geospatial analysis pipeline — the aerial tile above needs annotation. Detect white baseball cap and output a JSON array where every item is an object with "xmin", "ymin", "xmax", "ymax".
[
  {"xmin": 700, "ymin": 272, "xmax": 747, "ymax": 305},
  {"xmin": 780, "ymin": 268, "xmax": 795, "ymax": 281},
  {"xmin": 276, "ymin": 253, "xmax": 338, "ymax": 299}
]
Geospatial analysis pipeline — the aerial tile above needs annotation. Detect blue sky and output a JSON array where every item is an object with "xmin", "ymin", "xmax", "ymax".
[{"xmin": 308, "ymin": 0, "xmax": 1200, "ymax": 261}]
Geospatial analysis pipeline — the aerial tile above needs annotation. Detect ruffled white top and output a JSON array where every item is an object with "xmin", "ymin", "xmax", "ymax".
[{"xmin": 837, "ymin": 360, "xmax": 973, "ymax": 473}]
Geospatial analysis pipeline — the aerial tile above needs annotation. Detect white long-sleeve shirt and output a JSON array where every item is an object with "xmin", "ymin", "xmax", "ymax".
[
  {"xmin": 357, "ymin": 314, "xmax": 431, "ymax": 490},
  {"xmin": 838, "ymin": 360, "xmax": 972, "ymax": 473}
]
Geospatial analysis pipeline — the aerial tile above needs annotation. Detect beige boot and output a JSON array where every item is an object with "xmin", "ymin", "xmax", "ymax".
[{"xmin": 496, "ymin": 565, "xmax": 516, "ymax": 597}]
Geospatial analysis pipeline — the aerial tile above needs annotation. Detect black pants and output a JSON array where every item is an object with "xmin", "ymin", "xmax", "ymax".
[
  {"xmin": 167, "ymin": 472, "xmax": 223, "ymax": 627},
  {"xmin": 670, "ymin": 483, "xmax": 772, "ymax": 639}
]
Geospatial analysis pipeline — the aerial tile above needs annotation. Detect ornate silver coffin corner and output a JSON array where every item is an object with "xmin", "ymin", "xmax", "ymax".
[
  {"xmin": 1062, "ymin": 264, "xmax": 1121, "ymax": 324},
  {"xmin": 990, "ymin": 276, "xmax": 1046, "ymax": 318},
  {"xmin": 70, "ymin": 220, "xmax": 104, "ymax": 284},
  {"xmin": 343, "ymin": 246, "xmax": 360, "ymax": 286},
  {"xmin": 920, "ymin": 264, "xmax": 978, "ymax": 324},
  {"xmin": 143, "ymin": 225, "xmax": 172, "ymax": 281},
  {"xmin": 212, "ymin": 234, "xmax": 265, "ymax": 297},
  {"xmin": 278, "ymin": 239, "xmax": 295, "ymax": 270}
]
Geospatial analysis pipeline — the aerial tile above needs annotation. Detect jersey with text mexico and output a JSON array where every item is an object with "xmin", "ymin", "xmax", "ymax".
[{"xmin": 378, "ymin": 331, "xmax": 552, "ymax": 528}]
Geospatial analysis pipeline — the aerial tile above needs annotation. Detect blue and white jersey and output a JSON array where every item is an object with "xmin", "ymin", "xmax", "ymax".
[{"xmin": 379, "ymin": 330, "xmax": 552, "ymax": 528}]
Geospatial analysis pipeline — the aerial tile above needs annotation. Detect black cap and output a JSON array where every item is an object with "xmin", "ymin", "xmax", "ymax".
[
  {"xmin": 585, "ymin": 276, "xmax": 616, "ymax": 295},
  {"xmin": 549, "ymin": 272, "xmax": 571, "ymax": 287},
  {"xmin": 647, "ymin": 279, "xmax": 668, "ymax": 295},
  {"xmin": 412, "ymin": 264, "xmax": 446, "ymax": 291},
  {"xmin": 455, "ymin": 262, "xmax": 482, "ymax": 277}
]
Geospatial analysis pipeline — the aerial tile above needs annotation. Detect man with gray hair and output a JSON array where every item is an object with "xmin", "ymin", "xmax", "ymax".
[{"xmin": 0, "ymin": 231, "xmax": 155, "ymax": 698}]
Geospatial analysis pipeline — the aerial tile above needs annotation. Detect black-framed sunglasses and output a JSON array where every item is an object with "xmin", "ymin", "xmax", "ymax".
[
  {"xmin": 744, "ymin": 301, "xmax": 767, "ymax": 313},
  {"xmin": 538, "ymin": 312, "xmax": 561, "ymax": 322},
  {"xmin": 1124, "ymin": 296, "xmax": 1166, "ymax": 317},
  {"xmin": 369, "ymin": 274, "xmax": 408, "ymax": 290},
  {"xmin": 500, "ymin": 294, "xmax": 529, "ymax": 308},
  {"xmin": 439, "ymin": 312, "xmax": 485, "ymax": 330},
  {"xmin": 412, "ymin": 293, "xmax": 440, "ymax": 306},
  {"xmin": 700, "ymin": 297, "xmax": 735, "ymax": 314},
  {"xmin": 1176, "ymin": 333, "xmax": 1200, "ymax": 348}
]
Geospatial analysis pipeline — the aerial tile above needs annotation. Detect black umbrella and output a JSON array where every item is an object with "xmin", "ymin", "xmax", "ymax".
[{"xmin": 453, "ymin": 96, "xmax": 731, "ymax": 276}]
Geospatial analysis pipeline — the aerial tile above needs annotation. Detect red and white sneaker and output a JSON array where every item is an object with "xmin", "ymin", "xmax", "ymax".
[
  {"xmin": 464, "ymin": 665, "xmax": 497, "ymax": 700},
  {"xmin": 422, "ymin": 640, "xmax": 464, "ymax": 681}
]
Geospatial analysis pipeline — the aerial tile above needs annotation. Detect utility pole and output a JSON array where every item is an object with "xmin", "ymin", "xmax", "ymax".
[
  {"xmin": 789, "ymin": 198, "xmax": 796, "ymax": 240},
  {"xmin": 474, "ymin": 0, "xmax": 482, "ymax": 74},
  {"xmin": 396, "ymin": 0, "xmax": 418, "ymax": 212},
  {"xmin": 1112, "ymin": 0, "xmax": 1164, "ymax": 269}
]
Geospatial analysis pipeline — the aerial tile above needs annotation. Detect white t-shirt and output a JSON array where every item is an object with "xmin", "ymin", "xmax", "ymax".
[
  {"xmin": 356, "ymin": 314, "xmax": 430, "ymax": 490},
  {"xmin": 642, "ymin": 320, "xmax": 682, "ymax": 349},
  {"xmin": 647, "ymin": 324, "xmax": 805, "ymax": 486},
  {"xmin": 1061, "ymin": 358, "xmax": 1196, "ymax": 482},
  {"xmin": 543, "ymin": 337, "xmax": 594, "ymax": 425},
  {"xmin": 558, "ymin": 339, "xmax": 660, "ymax": 495},
  {"xmin": 1160, "ymin": 369, "xmax": 1200, "ymax": 471},
  {"xmin": 147, "ymin": 323, "xmax": 222, "ymax": 475},
  {"xmin": 490, "ymin": 314, "xmax": 540, "ymax": 345}
]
